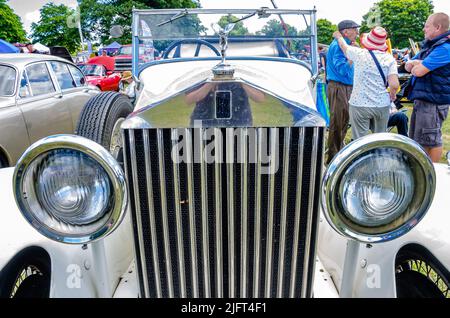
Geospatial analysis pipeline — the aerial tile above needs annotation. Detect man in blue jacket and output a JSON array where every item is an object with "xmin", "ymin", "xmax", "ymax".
[
  {"xmin": 326, "ymin": 20, "xmax": 359, "ymax": 164},
  {"xmin": 406, "ymin": 12, "xmax": 450, "ymax": 162}
]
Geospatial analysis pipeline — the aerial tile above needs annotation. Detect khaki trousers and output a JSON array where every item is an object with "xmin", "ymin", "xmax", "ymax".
[{"xmin": 326, "ymin": 81, "xmax": 352, "ymax": 164}]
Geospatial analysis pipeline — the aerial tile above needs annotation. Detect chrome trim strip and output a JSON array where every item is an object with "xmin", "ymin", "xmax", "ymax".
[
  {"xmin": 240, "ymin": 128, "xmax": 248, "ymax": 298},
  {"xmin": 264, "ymin": 128, "xmax": 277, "ymax": 297},
  {"xmin": 214, "ymin": 128, "xmax": 223, "ymax": 297},
  {"xmin": 199, "ymin": 128, "xmax": 211, "ymax": 297},
  {"xmin": 226, "ymin": 128, "xmax": 235, "ymax": 297},
  {"xmin": 277, "ymin": 128, "xmax": 291, "ymax": 297},
  {"xmin": 157, "ymin": 129, "xmax": 174, "ymax": 297},
  {"xmin": 143, "ymin": 130, "xmax": 162, "ymax": 298},
  {"xmin": 172, "ymin": 129, "xmax": 187, "ymax": 297},
  {"xmin": 129, "ymin": 130, "xmax": 150, "ymax": 298},
  {"xmin": 253, "ymin": 128, "xmax": 262, "ymax": 298},
  {"xmin": 289, "ymin": 128, "xmax": 305, "ymax": 298},
  {"xmin": 301, "ymin": 128, "xmax": 319, "ymax": 298},
  {"xmin": 185, "ymin": 128, "xmax": 199, "ymax": 298}
]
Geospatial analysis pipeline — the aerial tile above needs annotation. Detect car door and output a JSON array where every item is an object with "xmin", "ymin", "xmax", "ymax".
[
  {"xmin": 17, "ymin": 62, "xmax": 73, "ymax": 144},
  {"xmin": 63, "ymin": 63, "xmax": 99, "ymax": 128}
]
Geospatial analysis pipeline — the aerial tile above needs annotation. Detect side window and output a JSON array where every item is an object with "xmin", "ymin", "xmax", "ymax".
[
  {"xmin": 68, "ymin": 65, "xmax": 85, "ymax": 87},
  {"xmin": 25, "ymin": 63, "xmax": 56, "ymax": 96},
  {"xmin": 50, "ymin": 62, "xmax": 76, "ymax": 90},
  {"xmin": 19, "ymin": 72, "xmax": 31, "ymax": 98}
]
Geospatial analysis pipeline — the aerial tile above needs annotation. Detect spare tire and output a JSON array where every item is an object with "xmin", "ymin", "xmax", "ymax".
[{"xmin": 76, "ymin": 92, "xmax": 133, "ymax": 161}]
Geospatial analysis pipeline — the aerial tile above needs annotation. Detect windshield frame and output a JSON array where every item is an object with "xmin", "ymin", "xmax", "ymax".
[
  {"xmin": 131, "ymin": 8, "xmax": 318, "ymax": 76},
  {"xmin": 0, "ymin": 63, "xmax": 18, "ymax": 97}
]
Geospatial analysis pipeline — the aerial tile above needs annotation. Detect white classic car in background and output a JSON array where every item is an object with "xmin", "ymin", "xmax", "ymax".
[{"xmin": 0, "ymin": 8, "xmax": 449, "ymax": 298}]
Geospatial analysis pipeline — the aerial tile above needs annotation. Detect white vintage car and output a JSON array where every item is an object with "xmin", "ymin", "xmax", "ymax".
[{"xmin": 0, "ymin": 8, "xmax": 449, "ymax": 298}]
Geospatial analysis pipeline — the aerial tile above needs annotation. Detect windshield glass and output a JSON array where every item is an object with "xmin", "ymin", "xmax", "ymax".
[
  {"xmin": 134, "ymin": 9, "xmax": 316, "ymax": 67},
  {"xmin": 0, "ymin": 65, "xmax": 16, "ymax": 96},
  {"xmin": 80, "ymin": 64, "xmax": 104, "ymax": 76}
]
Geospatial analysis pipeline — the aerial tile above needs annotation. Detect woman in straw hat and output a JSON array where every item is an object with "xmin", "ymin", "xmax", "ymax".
[
  {"xmin": 119, "ymin": 71, "xmax": 136, "ymax": 100},
  {"xmin": 332, "ymin": 26, "xmax": 400, "ymax": 140}
]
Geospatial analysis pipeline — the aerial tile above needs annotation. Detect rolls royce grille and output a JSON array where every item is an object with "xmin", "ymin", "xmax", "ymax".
[{"xmin": 123, "ymin": 127, "xmax": 324, "ymax": 298}]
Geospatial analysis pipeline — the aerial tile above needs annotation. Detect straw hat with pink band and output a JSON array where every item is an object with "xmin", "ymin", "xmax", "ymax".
[{"xmin": 360, "ymin": 26, "xmax": 389, "ymax": 52}]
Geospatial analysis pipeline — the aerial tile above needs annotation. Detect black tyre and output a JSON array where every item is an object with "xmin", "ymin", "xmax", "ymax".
[
  {"xmin": 76, "ymin": 92, "xmax": 133, "ymax": 160},
  {"xmin": 0, "ymin": 153, "xmax": 7, "ymax": 168},
  {"xmin": 0, "ymin": 253, "xmax": 50, "ymax": 298},
  {"xmin": 396, "ymin": 270, "xmax": 445, "ymax": 298}
]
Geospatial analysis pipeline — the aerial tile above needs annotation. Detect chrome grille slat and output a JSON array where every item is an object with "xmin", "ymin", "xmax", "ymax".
[
  {"xmin": 143, "ymin": 130, "xmax": 162, "ymax": 298},
  {"xmin": 185, "ymin": 128, "xmax": 199, "ymax": 298},
  {"xmin": 157, "ymin": 129, "xmax": 174, "ymax": 298},
  {"xmin": 253, "ymin": 128, "xmax": 262, "ymax": 298},
  {"xmin": 171, "ymin": 129, "xmax": 187, "ymax": 297},
  {"xmin": 214, "ymin": 128, "xmax": 223, "ymax": 297},
  {"xmin": 290, "ymin": 128, "xmax": 305, "ymax": 298},
  {"xmin": 199, "ymin": 129, "xmax": 211, "ymax": 298},
  {"xmin": 264, "ymin": 128, "xmax": 277, "ymax": 297},
  {"xmin": 128, "ymin": 130, "xmax": 150, "ymax": 297},
  {"xmin": 277, "ymin": 128, "xmax": 291, "ymax": 298},
  {"xmin": 240, "ymin": 128, "xmax": 248, "ymax": 298},
  {"xmin": 226, "ymin": 128, "xmax": 235, "ymax": 298},
  {"xmin": 301, "ymin": 127, "xmax": 320, "ymax": 298},
  {"xmin": 124, "ymin": 127, "xmax": 323, "ymax": 298}
]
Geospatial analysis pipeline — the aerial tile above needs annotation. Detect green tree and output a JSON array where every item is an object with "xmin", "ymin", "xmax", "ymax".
[
  {"xmin": 258, "ymin": 19, "xmax": 298, "ymax": 37},
  {"xmin": 217, "ymin": 15, "xmax": 249, "ymax": 36},
  {"xmin": 361, "ymin": 0, "xmax": 433, "ymax": 48},
  {"xmin": 30, "ymin": 3, "xmax": 81, "ymax": 53},
  {"xmin": 78, "ymin": 0, "xmax": 201, "ymax": 46},
  {"xmin": 317, "ymin": 18, "xmax": 337, "ymax": 45},
  {"xmin": 0, "ymin": 0, "xmax": 27, "ymax": 43}
]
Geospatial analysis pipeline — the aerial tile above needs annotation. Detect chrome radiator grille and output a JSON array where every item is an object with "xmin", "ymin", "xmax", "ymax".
[{"xmin": 123, "ymin": 127, "xmax": 324, "ymax": 298}]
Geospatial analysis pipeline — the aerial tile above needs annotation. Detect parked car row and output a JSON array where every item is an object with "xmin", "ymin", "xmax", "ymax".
[{"xmin": 0, "ymin": 54, "xmax": 99, "ymax": 168}]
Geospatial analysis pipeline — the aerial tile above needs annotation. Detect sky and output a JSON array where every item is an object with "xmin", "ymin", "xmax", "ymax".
[{"xmin": 8, "ymin": 0, "xmax": 450, "ymax": 34}]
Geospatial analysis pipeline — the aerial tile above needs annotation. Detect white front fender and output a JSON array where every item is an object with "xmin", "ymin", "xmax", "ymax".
[{"xmin": 0, "ymin": 167, "xmax": 134, "ymax": 297}]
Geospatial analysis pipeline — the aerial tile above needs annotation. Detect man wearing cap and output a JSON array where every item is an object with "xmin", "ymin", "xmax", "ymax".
[
  {"xmin": 325, "ymin": 20, "xmax": 359, "ymax": 164},
  {"xmin": 332, "ymin": 26, "xmax": 399, "ymax": 140},
  {"xmin": 405, "ymin": 12, "xmax": 450, "ymax": 162}
]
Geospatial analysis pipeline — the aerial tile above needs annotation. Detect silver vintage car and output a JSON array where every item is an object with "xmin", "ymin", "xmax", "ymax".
[
  {"xmin": 0, "ymin": 54, "xmax": 99, "ymax": 168},
  {"xmin": 0, "ymin": 8, "xmax": 449, "ymax": 299}
]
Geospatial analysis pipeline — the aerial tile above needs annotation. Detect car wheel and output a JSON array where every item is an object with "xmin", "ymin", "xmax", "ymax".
[
  {"xmin": 0, "ymin": 254, "xmax": 50, "ymax": 298},
  {"xmin": 396, "ymin": 258, "xmax": 449, "ymax": 298},
  {"xmin": 76, "ymin": 92, "xmax": 133, "ymax": 161}
]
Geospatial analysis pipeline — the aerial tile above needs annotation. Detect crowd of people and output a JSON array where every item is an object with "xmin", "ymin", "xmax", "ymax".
[{"xmin": 324, "ymin": 12, "xmax": 450, "ymax": 164}]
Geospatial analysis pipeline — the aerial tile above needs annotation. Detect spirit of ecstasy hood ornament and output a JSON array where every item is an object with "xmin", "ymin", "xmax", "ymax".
[
  {"xmin": 210, "ymin": 8, "xmax": 271, "ymax": 80},
  {"xmin": 211, "ymin": 22, "xmax": 236, "ymax": 80}
]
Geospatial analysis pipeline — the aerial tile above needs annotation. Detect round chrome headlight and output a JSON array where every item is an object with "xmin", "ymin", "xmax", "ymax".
[
  {"xmin": 14, "ymin": 135, "xmax": 127, "ymax": 244},
  {"xmin": 322, "ymin": 133, "xmax": 435, "ymax": 243}
]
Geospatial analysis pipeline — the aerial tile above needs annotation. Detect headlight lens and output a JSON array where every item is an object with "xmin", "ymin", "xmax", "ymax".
[
  {"xmin": 34, "ymin": 150, "xmax": 112, "ymax": 225},
  {"xmin": 14, "ymin": 135, "xmax": 127, "ymax": 244},
  {"xmin": 322, "ymin": 133, "xmax": 435, "ymax": 243},
  {"xmin": 340, "ymin": 148, "xmax": 414, "ymax": 227}
]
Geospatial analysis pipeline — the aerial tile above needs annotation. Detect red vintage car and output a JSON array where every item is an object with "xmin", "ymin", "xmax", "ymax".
[{"xmin": 80, "ymin": 56, "xmax": 121, "ymax": 91}]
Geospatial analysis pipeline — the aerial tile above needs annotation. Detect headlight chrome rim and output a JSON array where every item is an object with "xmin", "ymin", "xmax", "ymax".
[
  {"xmin": 13, "ymin": 134, "xmax": 127, "ymax": 244},
  {"xmin": 321, "ymin": 133, "xmax": 435, "ymax": 243}
]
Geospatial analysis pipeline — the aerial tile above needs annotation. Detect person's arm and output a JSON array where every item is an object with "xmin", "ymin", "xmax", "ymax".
[
  {"xmin": 333, "ymin": 31, "xmax": 349, "ymax": 55},
  {"xmin": 242, "ymin": 84, "xmax": 266, "ymax": 103},
  {"xmin": 411, "ymin": 63, "xmax": 431, "ymax": 77},
  {"xmin": 388, "ymin": 74, "xmax": 400, "ymax": 101},
  {"xmin": 185, "ymin": 82, "xmax": 217, "ymax": 104},
  {"xmin": 405, "ymin": 60, "xmax": 421, "ymax": 72}
]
